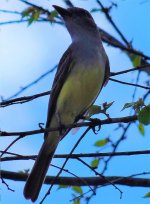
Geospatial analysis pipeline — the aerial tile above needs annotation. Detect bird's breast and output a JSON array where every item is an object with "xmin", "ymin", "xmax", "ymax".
[{"xmin": 56, "ymin": 61, "xmax": 105, "ymax": 125}]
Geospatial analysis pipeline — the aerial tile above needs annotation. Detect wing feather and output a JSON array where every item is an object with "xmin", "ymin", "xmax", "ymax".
[
  {"xmin": 102, "ymin": 55, "xmax": 110, "ymax": 87},
  {"xmin": 45, "ymin": 46, "xmax": 75, "ymax": 134}
]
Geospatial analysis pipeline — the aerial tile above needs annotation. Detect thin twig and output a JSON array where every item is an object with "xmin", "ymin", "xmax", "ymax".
[
  {"xmin": 1, "ymin": 149, "xmax": 150, "ymax": 162},
  {"xmin": 77, "ymin": 158, "xmax": 123, "ymax": 199},
  {"xmin": 0, "ymin": 136, "xmax": 24, "ymax": 158},
  {"xmin": 110, "ymin": 64, "xmax": 150, "ymax": 76},
  {"xmin": 110, "ymin": 78, "xmax": 150, "ymax": 89},
  {"xmin": 96, "ymin": 0, "xmax": 130, "ymax": 47},
  {"xmin": 0, "ymin": 91, "xmax": 50, "ymax": 107},
  {"xmin": 5, "ymin": 65, "xmax": 57, "ymax": 100},
  {"xmin": 101, "ymin": 123, "xmax": 131, "ymax": 174},
  {"xmin": 1, "ymin": 177, "xmax": 15, "ymax": 192},
  {"xmin": 0, "ymin": 10, "xmax": 20, "ymax": 15},
  {"xmin": 20, "ymin": 0, "xmax": 51, "ymax": 15}
]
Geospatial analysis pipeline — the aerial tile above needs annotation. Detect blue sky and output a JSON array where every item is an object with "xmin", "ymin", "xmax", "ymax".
[{"xmin": 0, "ymin": 0, "xmax": 150, "ymax": 204}]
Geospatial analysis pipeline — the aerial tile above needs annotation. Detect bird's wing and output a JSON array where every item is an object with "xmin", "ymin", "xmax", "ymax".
[
  {"xmin": 45, "ymin": 46, "xmax": 75, "ymax": 133},
  {"xmin": 102, "ymin": 55, "xmax": 110, "ymax": 87}
]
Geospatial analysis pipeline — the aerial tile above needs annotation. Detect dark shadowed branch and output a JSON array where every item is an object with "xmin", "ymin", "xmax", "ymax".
[
  {"xmin": 109, "ymin": 78, "xmax": 150, "ymax": 90},
  {"xmin": 1, "ymin": 170, "xmax": 150, "ymax": 187},
  {"xmin": 1, "ymin": 149, "xmax": 150, "ymax": 162},
  {"xmin": 96, "ymin": 0, "xmax": 130, "ymax": 47},
  {"xmin": 0, "ymin": 115, "xmax": 137, "ymax": 137}
]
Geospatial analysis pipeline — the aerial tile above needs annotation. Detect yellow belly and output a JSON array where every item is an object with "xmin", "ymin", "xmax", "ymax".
[{"xmin": 55, "ymin": 64, "xmax": 104, "ymax": 125}]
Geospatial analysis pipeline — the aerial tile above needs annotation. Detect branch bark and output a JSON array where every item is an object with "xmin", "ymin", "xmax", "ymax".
[
  {"xmin": 1, "ymin": 150, "xmax": 150, "ymax": 162},
  {"xmin": 0, "ymin": 115, "xmax": 137, "ymax": 137},
  {"xmin": 1, "ymin": 170, "xmax": 150, "ymax": 187}
]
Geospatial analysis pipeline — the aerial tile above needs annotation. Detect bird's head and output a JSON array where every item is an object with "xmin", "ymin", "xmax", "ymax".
[{"xmin": 53, "ymin": 5, "xmax": 98, "ymax": 41}]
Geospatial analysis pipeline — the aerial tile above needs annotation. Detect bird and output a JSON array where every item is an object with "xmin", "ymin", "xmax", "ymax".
[{"xmin": 24, "ymin": 5, "xmax": 110, "ymax": 202}]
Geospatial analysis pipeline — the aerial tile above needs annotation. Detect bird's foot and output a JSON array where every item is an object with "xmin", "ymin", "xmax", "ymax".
[
  {"xmin": 38, "ymin": 123, "xmax": 45, "ymax": 130},
  {"xmin": 89, "ymin": 118, "xmax": 101, "ymax": 134}
]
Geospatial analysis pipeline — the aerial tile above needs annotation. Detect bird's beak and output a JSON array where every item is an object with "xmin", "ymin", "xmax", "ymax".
[{"xmin": 53, "ymin": 5, "xmax": 70, "ymax": 17}]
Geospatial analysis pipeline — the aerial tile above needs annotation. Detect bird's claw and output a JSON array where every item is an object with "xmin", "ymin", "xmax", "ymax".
[
  {"xmin": 38, "ymin": 123, "xmax": 45, "ymax": 130},
  {"xmin": 89, "ymin": 118, "xmax": 101, "ymax": 134}
]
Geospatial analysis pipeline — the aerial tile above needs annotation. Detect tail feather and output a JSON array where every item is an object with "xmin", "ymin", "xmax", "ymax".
[{"xmin": 24, "ymin": 138, "xmax": 58, "ymax": 202}]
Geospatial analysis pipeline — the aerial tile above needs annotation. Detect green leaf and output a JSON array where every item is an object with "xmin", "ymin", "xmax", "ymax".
[
  {"xmin": 121, "ymin": 102, "xmax": 135, "ymax": 111},
  {"xmin": 72, "ymin": 186, "xmax": 83, "ymax": 194},
  {"xmin": 74, "ymin": 198, "xmax": 80, "ymax": 204},
  {"xmin": 94, "ymin": 139, "xmax": 108, "ymax": 147},
  {"xmin": 22, "ymin": 7, "xmax": 41, "ymax": 26},
  {"xmin": 122, "ymin": 99, "xmax": 144, "ymax": 112},
  {"xmin": 27, "ymin": 10, "xmax": 41, "ymax": 25},
  {"xmin": 103, "ymin": 101, "xmax": 114, "ymax": 110},
  {"xmin": 33, "ymin": 10, "xmax": 41, "ymax": 21},
  {"xmin": 143, "ymin": 191, "xmax": 150, "ymax": 198},
  {"xmin": 28, "ymin": 16, "xmax": 35, "ymax": 26},
  {"xmin": 48, "ymin": 10, "xmax": 58, "ymax": 21},
  {"xmin": 86, "ymin": 105, "xmax": 102, "ymax": 118},
  {"xmin": 138, "ymin": 123, "xmax": 145, "ymax": 136},
  {"xmin": 58, "ymin": 185, "xmax": 69, "ymax": 190},
  {"xmin": 91, "ymin": 159, "xmax": 99, "ymax": 168},
  {"xmin": 91, "ymin": 8, "xmax": 100, "ymax": 13},
  {"xmin": 21, "ymin": 7, "xmax": 35, "ymax": 18},
  {"xmin": 138, "ymin": 105, "xmax": 150, "ymax": 125},
  {"xmin": 131, "ymin": 55, "xmax": 141, "ymax": 67}
]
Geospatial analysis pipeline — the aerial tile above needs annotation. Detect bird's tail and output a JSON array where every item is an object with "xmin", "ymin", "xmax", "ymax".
[{"xmin": 24, "ymin": 134, "xmax": 60, "ymax": 202}]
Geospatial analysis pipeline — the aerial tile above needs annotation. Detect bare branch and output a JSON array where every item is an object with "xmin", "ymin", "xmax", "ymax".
[
  {"xmin": 97, "ymin": 0, "xmax": 130, "ymax": 47},
  {"xmin": 1, "ymin": 150, "xmax": 150, "ymax": 162},
  {"xmin": 101, "ymin": 123, "xmax": 132, "ymax": 174},
  {"xmin": 5, "ymin": 65, "xmax": 57, "ymax": 100},
  {"xmin": 110, "ymin": 64, "xmax": 150, "ymax": 76},
  {"xmin": 110, "ymin": 78, "xmax": 150, "ymax": 89},
  {"xmin": 0, "ymin": 136, "xmax": 23, "ymax": 158},
  {"xmin": 0, "ymin": 91, "xmax": 50, "ymax": 107},
  {"xmin": 0, "ymin": 115, "xmax": 137, "ymax": 137},
  {"xmin": 0, "ymin": 9, "xmax": 21, "ymax": 15},
  {"xmin": 99, "ymin": 29, "xmax": 150, "ymax": 61},
  {"xmin": 1, "ymin": 63, "xmax": 149, "ymax": 107},
  {"xmin": 77, "ymin": 158, "xmax": 123, "ymax": 197},
  {"xmin": 1, "ymin": 176, "xmax": 15, "ymax": 192},
  {"xmin": 0, "ymin": 19, "xmax": 29, "ymax": 26},
  {"xmin": 1, "ymin": 170, "xmax": 150, "ymax": 187}
]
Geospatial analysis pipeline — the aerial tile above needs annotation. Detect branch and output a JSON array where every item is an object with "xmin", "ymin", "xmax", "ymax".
[
  {"xmin": 4, "ymin": 65, "xmax": 57, "ymax": 100},
  {"xmin": 0, "ymin": 3, "xmax": 149, "ymax": 61},
  {"xmin": 1, "ymin": 63, "xmax": 149, "ymax": 107},
  {"xmin": 109, "ymin": 78, "xmax": 150, "ymax": 89},
  {"xmin": 99, "ymin": 29, "xmax": 150, "ymax": 61},
  {"xmin": 110, "ymin": 64, "xmax": 150, "ymax": 76},
  {"xmin": 0, "ymin": 91, "xmax": 50, "ymax": 107},
  {"xmin": 0, "ymin": 115, "xmax": 137, "ymax": 137},
  {"xmin": 1, "ymin": 150, "xmax": 150, "ymax": 162},
  {"xmin": 0, "ymin": 19, "xmax": 29, "ymax": 26},
  {"xmin": 97, "ymin": 0, "xmax": 130, "ymax": 47},
  {"xmin": 0, "ymin": 10, "xmax": 21, "ymax": 15},
  {"xmin": 1, "ymin": 170, "xmax": 150, "ymax": 187},
  {"xmin": 20, "ymin": 0, "xmax": 51, "ymax": 15}
]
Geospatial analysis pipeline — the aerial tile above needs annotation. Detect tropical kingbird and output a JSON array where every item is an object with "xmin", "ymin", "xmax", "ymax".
[{"xmin": 24, "ymin": 5, "xmax": 110, "ymax": 202}]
